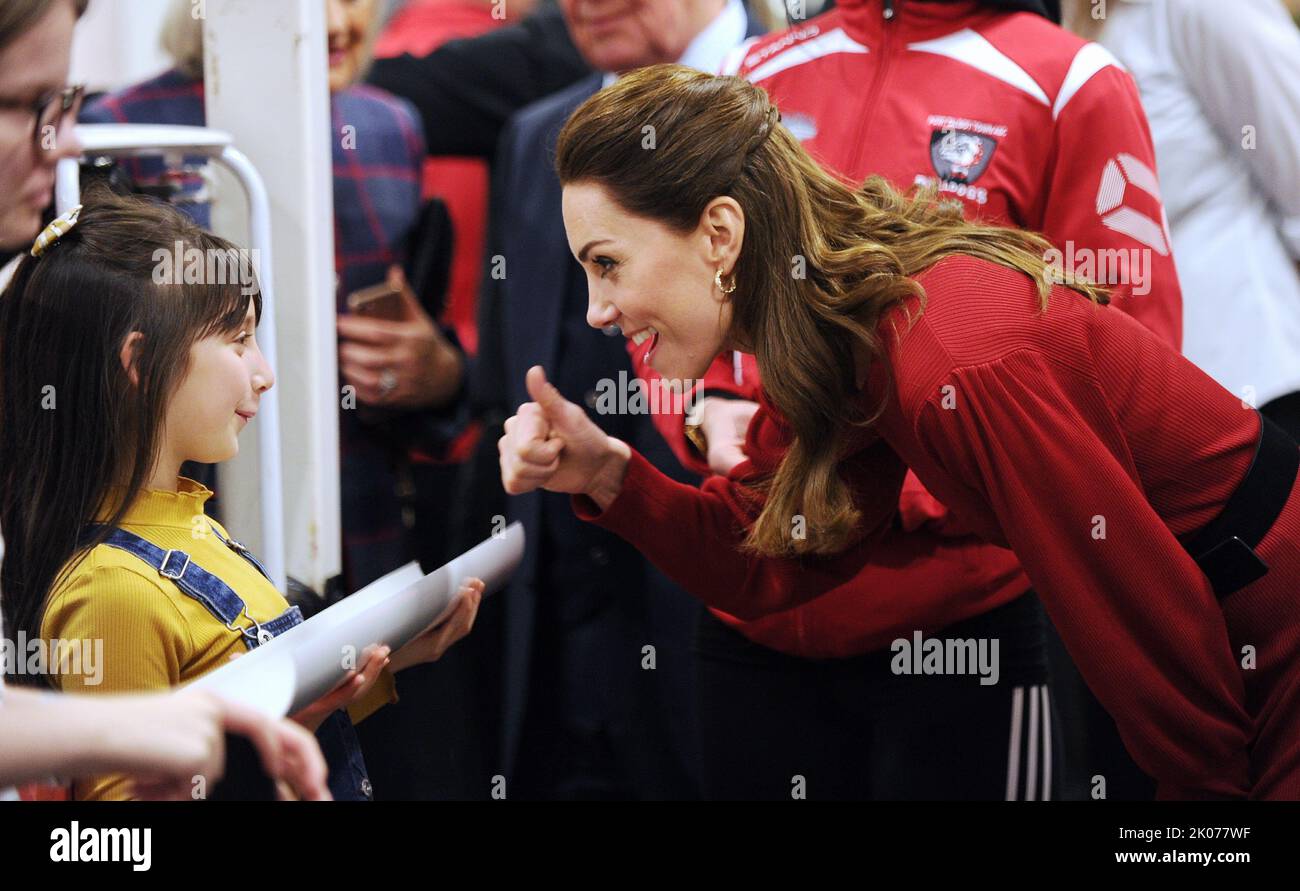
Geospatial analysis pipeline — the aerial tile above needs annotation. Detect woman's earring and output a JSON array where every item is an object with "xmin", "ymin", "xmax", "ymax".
[{"xmin": 715, "ymin": 268, "xmax": 737, "ymax": 294}]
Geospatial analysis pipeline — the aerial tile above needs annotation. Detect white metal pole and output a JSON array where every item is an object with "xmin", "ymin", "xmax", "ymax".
[
  {"xmin": 203, "ymin": 0, "xmax": 341, "ymax": 593},
  {"xmin": 219, "ymin": 145, "xmax": 287, "ymax": 592}
]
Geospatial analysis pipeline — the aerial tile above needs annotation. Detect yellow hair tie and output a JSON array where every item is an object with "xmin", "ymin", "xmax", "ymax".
[{"xmin": 30, "ymin": 205, "xmax": 83, "ymax": 258}]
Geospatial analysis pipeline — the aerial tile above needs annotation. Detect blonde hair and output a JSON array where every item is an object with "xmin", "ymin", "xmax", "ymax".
[{"xmin": 160, "ymin": 0, "xmax": 203, "ymax": 79}]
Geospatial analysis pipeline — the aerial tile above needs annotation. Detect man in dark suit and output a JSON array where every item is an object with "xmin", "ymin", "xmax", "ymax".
[{"xmin": 475, "ymin": 0, "xmax": 763, "ymax": 798}]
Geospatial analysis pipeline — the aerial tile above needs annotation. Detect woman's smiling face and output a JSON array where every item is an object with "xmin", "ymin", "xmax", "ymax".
[
  {"xmin": 561, "ymin": 179, "xmax": 743, "ymax": 384},
  {"xmin": 325, "ymin": 0, "xmax": 379, "ymax": 92}
]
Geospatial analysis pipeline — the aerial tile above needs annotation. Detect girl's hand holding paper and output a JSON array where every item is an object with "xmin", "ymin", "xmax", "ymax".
[
  {"xmin": 288, "ymin": 644, "xmax": 391, "ymax": 733},
  {"xmin": 388, "ymin": 578, "xmax": 484, "ymax": 671}
]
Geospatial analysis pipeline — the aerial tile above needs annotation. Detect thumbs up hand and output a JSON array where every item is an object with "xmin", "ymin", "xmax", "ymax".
[{"xmin": 499, "ymin": 366, "xmax": 631, "ymax": 509}]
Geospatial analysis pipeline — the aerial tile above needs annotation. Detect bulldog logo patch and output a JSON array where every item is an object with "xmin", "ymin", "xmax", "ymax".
[{"xmin": 929, "ymin": 128, "xmax": 997, "ymax": 185}]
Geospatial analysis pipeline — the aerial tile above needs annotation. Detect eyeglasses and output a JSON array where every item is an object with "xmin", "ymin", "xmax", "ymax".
[{"xmin": 0, "ymin": 84, "xmax": 85, "ymax": 153}]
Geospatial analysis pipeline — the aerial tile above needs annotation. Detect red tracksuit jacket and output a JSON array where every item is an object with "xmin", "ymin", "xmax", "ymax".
[
  {"xmin": 592, "ymin": 256, "xmax": 1300, "ymax": 799},
  {"xmin": 631, "ymin": 0, "xmax": 1184, "ymax": 658}
]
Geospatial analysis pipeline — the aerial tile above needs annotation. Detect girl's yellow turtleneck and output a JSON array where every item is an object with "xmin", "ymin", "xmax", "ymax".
[{"xmin": 41, "ymin": 477, "xmax": 397, "ymax": 800}]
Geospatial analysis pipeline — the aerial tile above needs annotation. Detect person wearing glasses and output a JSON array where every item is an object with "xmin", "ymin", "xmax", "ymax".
[{"xmin": 0, "ymin": 6, "xmax": 82, "ymax": 254}]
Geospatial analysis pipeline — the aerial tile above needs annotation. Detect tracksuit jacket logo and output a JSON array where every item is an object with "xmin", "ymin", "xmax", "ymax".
[
  {"xmin": 1095, "ymin": 152, "xmax": 1171, "ymax": 255},
  {"xmin": 930, "ymin": 127, "xmax": 997, "ymax": 184}
]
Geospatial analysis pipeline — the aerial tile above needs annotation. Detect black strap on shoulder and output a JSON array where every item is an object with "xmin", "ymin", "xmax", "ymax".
[{"xmin": 1185, "ymin": 412, "xmax": 1299, "ymax": 599}]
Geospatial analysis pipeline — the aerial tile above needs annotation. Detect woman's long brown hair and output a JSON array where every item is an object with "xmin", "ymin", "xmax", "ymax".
[
  {"xmin": 556, "ymin": 64, "xmax": 1104, "ymax": 558},
  {"xmin": 0, "ymin": 186, "xmax": 261, "ymax": 683}
]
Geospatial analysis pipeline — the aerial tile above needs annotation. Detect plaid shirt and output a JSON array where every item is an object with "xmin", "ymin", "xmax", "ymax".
[
  {"xmin": 82, "ymin": 71, "xmax": 426, "ymax": 593},
  {"xmin": 80, "ymin": 69, "xmax": 212, "ymax": 226}
]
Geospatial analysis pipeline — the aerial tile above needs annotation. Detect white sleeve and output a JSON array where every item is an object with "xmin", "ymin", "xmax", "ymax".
[{"xmin": 1169, "ymin": 0, "xmax": 1300, "ymax": 258}]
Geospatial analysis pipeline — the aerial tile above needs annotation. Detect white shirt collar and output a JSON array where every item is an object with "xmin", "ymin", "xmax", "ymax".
[
  {"xmin": 678, "ymin": 0, "xmax": 749, "ymax": 74},
  {"xmin": 602, "ymin": 0, "xmax": 748, "ymax": 88}
]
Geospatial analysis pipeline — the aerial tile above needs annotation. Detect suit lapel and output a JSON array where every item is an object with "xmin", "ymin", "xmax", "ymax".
[{"xmin": 503, "ymin": 75, "xmax": 603, "ymax": 405}]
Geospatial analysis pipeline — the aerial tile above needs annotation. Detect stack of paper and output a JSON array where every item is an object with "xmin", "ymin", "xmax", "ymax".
[{"xmin": 190, "ymin": 523, "xmax": 524, "ymax": 716}]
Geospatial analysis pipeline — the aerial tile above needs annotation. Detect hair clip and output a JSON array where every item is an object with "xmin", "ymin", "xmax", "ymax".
[{"xmin": 30, "ymin": 205, "xmax": 83, "ymax": 257}]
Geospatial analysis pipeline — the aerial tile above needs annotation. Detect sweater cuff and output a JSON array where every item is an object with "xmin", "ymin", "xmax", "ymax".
[{"xmin": 572, "ymin": 448, "xmax": 673, "ymax": 539}]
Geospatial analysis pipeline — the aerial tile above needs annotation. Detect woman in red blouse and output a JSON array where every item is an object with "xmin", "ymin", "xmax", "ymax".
[{"xmin": 497, "ymin": 65, "xmax": 1300, "ymax": 799}]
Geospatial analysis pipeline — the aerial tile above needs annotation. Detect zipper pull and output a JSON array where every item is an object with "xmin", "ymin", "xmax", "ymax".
[{"xmin": 883, "ymin": 0, "xmax": 896, "ymax": 20}]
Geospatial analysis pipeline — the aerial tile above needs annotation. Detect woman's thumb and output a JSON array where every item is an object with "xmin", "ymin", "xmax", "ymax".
[{"xmin": 526, "ymin": 366, "xmax": 567, "ymax": 418}]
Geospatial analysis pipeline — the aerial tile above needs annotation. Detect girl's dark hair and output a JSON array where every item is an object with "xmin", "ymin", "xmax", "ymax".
[
  {"xmin": 0, "ymin": 185, "xmax": 261, "ymax": 682},
  {"xmin": 556, "ymin": 64, "xmax": 1103, "ymax": 558}
]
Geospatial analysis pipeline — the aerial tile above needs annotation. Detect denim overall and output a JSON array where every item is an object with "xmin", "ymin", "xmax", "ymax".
[{"xmin": 95, "ymin": 525, "xmax": 374, "ymax": 801}]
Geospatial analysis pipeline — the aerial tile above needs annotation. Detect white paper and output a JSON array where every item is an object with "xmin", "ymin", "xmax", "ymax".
[{"xmin": 189, "ymin": 523, "xmax": 524, "ymax": 716}]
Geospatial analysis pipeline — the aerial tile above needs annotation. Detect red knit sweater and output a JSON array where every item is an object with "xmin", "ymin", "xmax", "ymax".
[{"xmin": 577, "ymin": 255, "xmax": 1300, "ymax": 799}]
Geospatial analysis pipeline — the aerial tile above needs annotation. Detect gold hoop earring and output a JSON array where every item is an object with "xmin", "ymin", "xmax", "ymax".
[{"xmin": 715, "ymin": 268, "xmax": 737, "ymax": 294}]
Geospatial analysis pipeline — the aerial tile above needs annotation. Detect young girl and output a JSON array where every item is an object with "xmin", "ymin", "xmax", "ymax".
[
  {"xmin": 0, "ymin": 187, "xmax": 481, "ymax": 800},
  {"xmin": 500, "ymin": 64, "xmax": 1300, "ymax": 800}
]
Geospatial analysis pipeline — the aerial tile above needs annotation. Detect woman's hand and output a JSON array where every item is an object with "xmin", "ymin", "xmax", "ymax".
[
  {"xmin": 337, "ymin": 266, "xmax": 463, "ymax": 409},
  {"xmin": 499, "ymin": 366, "xmax": 631, "ymax": 509},
  {"xmin": 388, "ymin": 578, "xmax": 484, "ymax": 672},
  {"xmin": 289, "ymin": 644, "xmax": 390, "ymax": 734},
  {"xmin": 101, "ymin": 690, "xmax": 330, "ymax": 801}
]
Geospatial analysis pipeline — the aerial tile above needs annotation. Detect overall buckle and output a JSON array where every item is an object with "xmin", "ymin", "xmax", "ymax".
[{"xmin": 158, "ymin": 550, "xmax": 191, "ymax": 580}]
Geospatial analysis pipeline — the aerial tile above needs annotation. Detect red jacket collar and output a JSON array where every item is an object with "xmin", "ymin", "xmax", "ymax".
[{"xmin": 835, "ymin": 0, "xmax": 1006, "ymax": 47}]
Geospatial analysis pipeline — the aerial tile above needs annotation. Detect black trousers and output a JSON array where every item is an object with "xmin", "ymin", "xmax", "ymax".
[
  {"xmin": 693, "ymin": 591, "xmax": 1062, "ymax": 800},
  {"xmin": 510, "ymin": 544, "xmax": 699, "ymax": 801},
  {"xmin": 355, "ymin": 460, "xmax": 504, "ymax": 800}
]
